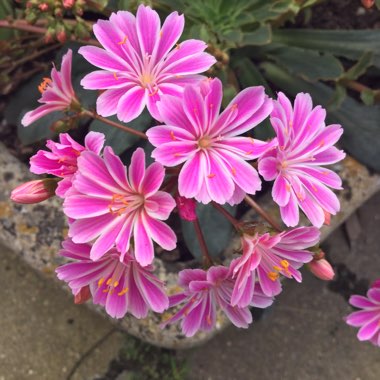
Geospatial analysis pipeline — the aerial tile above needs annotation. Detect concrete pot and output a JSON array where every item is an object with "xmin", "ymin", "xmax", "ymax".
[{"xmin": 1, "ymin": 141, "xmax": 379, "ymax": 349}]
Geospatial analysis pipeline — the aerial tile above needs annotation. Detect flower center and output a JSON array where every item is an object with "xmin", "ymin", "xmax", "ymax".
[
  {"xmin": 198, "ymin": 137, "xmax": 212, "ymax": 149},
  {"xmin": 108, "ymin": 193, "xmax": 145, "ymax": 216}
]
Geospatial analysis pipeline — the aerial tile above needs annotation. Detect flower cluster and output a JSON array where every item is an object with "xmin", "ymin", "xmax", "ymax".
[{"xmin": 11, "ymin": 4, "xmax": 352, "ymax": 339}]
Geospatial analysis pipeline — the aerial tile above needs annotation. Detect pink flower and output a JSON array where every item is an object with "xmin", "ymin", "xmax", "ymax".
[
  {"xmin": 345, "ymin": 280, "xmax": 380, "ymax": 347},
  {"xmin": 308, "ymin": 258, "xmax": 335, "ymax": 281},
  {"xmin": 10, "ymin": 178, "xmax": 57, "ymax": 204},
  {"xmin": 21, "ymin": 50, "xmax": 78, "ymax": 127},
  {"xmin": 147, "ymin": 78, "xmax": 275, "ymax": 205},
  {"xmin": 176, "ymin": 196, "xmax": 197, "ymax": 221},
  {"xmin": 258, "ymin": 92, "xmax": 345, "ymax": 227},
  {"xmin": 56, "ymin": 239, "xmax": 169, "ymax": 319},
  {"xmin": 162, "ymin": 266, "xmax": 252, "ymax": 337},
  {"xmin": 230, "ymin": 226, "xmax": 320, "ymax": 306},
  {"xmin": 30, "ymin": 132, "xmax": 105, "ymax": 197},
  {"xmin": 63, "ymin": 147, "xmax": 176, "ymax": 266},
  {"xmin": 79, "ymin": 5, "xmax": 216, "ymax": 122}
]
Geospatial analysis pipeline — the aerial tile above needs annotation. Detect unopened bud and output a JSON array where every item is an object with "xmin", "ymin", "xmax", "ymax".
[
  {"xmin": 56, "ymin": 24, "xmax": 67, "ymax": 43},
  {"xmin": 361, "ymin": 0, "xmax": 375, "ymax": 9},
  {"xmin": 63, "ymin": 0, "xmax": 75, "ymax": 8},
  {"xmin": 45, "ymin": 26, "xmax": 55, "ymax": 43},
  {"xmin": 323, "ymin": 210, "xmax": 331, "ymax": 226},
  {"xmin": 176, "ymin": 196, "xmax": 197, "ymax": 221},
  {"xmin": 10, "ymin": 178, "xmax": 58, "ymax": 204},
  {"xmin": 308, "ymin": 258, "xmax": 335, "ymax": 281},
  {"xmin": 74, "ymin": 286, "xmax": 91, "ymax": 304},
  {"xmin": 38, "ymin": 3, "xmax": 49, "ymax": 11}
]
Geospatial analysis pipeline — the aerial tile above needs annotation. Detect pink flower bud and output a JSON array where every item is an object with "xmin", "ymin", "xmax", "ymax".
[
  {"xmin": 38, "ymin": 3, "xmax": 49, "ymax": 11},
  {"xmin": 10, "ymin": 179, "xmax": 57, "ymax": 204},
  {"xmin": 323, "ymin": 209, "xmax": 331, "ymax": 226},
  {"xmin": 308, "ymin": 258, "xmax": 335, "ymax": 281},
  {"xmin": 56, "ymin": 28, "xmax": 67, "ymax": 43},
  {"xmin": 74, "ymin": 286, "xmax": 91, "ymax": 304},
  {"xmin": 63, "ymin": 0, "xmax": 75, "ymax": 8},
  {"xmin": 361, "ymin": 0, "xmax": 375, "ymax": 9},
  {"xmin": 176, "ymin": 196, "xmax": 197, "ymax": 221}
]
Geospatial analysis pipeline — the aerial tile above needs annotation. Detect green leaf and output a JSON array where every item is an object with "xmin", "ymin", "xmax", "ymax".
[
  {"xmin": 0, "ymin": 0, "xmax": 14, "ymax": 40},
  {"xmin": 261, "ymin": 62, "xmax": 380, "ymax": 172},
  {"xmin": 272, "ymin": 29, "xmax": 380, "ymax": 68},
  {"xmin": 265, "ymin": 46, "xmax": 344, "ymax": 81},
  {"xmin": 329, "ymin": 84, "xmax": 347, "ymax": 110},
  {"xmin": 89, "ymin": 111, "xmax": 151, "ymax": 155},
  {"xmin": 343, "ymin": 51, "xmax": 373, "ymax": 81},
  {"xmin": 241, "ymin": 24, "xmax": 272, "ymax": 46},
  {"xmin": 360, "ymin": 89, "xmax": 375, "ymax": 106},
  {"xmin": 181, "ymin": 203, "xmax": 237, "ymax": 260}
]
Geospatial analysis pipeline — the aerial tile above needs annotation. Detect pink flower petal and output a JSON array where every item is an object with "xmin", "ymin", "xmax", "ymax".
[
  {"xmin": 258, "ymin": 156, "xmax": 278, "ymax": 181},
  {"xmin": 128, "ymin": 148, "xmax": 145, "ymax": 190},
  {"xmin": 280, "ymin": 192, "xmax": 299, "ymax": 227},
  {"xmin": 96, "ymin": 88, "xmax": 129, "ymax": 117},
  {"xmin": 136, "ymin": 5, "xmax": 160, "ymax": 55},
  {"xmin": 84, "ymin": 131, "xmax": 105, "ymax": 154},
  {"xmin": 272, "ymin": 175, "xmax": 291, "ymax": 207},
  {"xmin": 151, "ymin": 141, "xmax": 196, "ymax": 166},
  {"xmin": 133, "ymin": 215, "xmax": 154, "ymax": 267},
  {"xmin": 141, "ymin": 162, "xmax": 164, "ymax": 195},
  {"xmin": 78, "ymin": 46, "xmax": 129, "ymax": 72},
  {"xmin": 178, "ymin": 152, "xmax": 206, "ymax": 199},
  {"xmin": 145, "ymin": 191, "xmax": 176, "ymax": 220},
  {"xmin": 116, "ymin": 86, "xmax": 147, "ymax": 122},
  {"xmin": 81, "ymin": 70, "xmax": 134, "ymax": 90},
  {"xmin": 22, "ymin": 104, "xmax": 63, "ymax": 127},
  {"xmin": 146, "ymin": 125, "xmax": 194, "ymax": 146}
]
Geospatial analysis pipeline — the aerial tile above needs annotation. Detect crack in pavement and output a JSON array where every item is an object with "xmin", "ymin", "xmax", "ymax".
[{"xmin": 66, "ymin": 328, "xmax": 118, "ymax": 380}]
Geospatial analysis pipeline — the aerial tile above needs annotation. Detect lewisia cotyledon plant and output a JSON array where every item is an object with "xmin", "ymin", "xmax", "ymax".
[
  {"xmin": 230, "ymin": 226, "xmax": 320, "ymax": 307},
  {"xmin": 345, "ymin": 279, "xmax": 380, "ymax": 347},
  {"xmin": 21, "ymin": 49, "xmax": 78, "ymax": 127},
  {"xmin": 258, "ymin": 92, "xmax": 346, "ymax": 228},
  {"xmin": 30, "ymin": 132, "xmax": 105, "ymax": 197},
  {"xmin": 147, "ymin": 77, "xmax": 275, "ymax": 205},
  {"xmin": 56, "ymin": 239, "xmax": 169, "ymax": 318},
  {"xmin": 63, "ymin": 146, "xmax": 176, "ymax": 266},
  {"xmin": 79, "ymin": 4, "xmax": 216, "ymax": 122}
]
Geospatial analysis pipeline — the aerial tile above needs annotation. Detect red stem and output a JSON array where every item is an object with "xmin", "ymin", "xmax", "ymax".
[
  {"xmin": 193, "ymin": 219, "xmax": 214, "ymax": 266},
  {"xmin": 211, "ymin": 201, "xmax": 241, "ymax": 230},
  {"xmin": 82, "ymin": 110, "xmax": 147, "ymax": 140},
  {"xmin": 244, "ymin": 195, "xmax": 282, "ymax": 231}
]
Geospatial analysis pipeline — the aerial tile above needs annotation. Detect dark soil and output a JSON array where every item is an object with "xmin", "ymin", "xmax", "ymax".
[{"xmin": 305, "ymin": 0, "xmax": 380, "ymax": 29}]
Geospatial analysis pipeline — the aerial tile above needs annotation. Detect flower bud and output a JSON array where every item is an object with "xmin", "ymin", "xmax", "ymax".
[
  {"xmin": 63, "ymin": 0, "xmax": 75, "ymax": 8},
  {"xmin": 308, "ymin": 258, "xmax": 335, "ymax": 281},
  {"xmin": 323, "ymin": 209, "xmax": 331, "ymax": 226},
  {"xmin": 38, "ymin": 3, "xmax": 49, "ymax": 11},
  {"xmin": 10, "ymin": 178, "xmax": 58, "ymax": 204},
  {"xmin": 56, "ymin": 24, "xmax": 67, "ymax": 43},
  {"xmin": 176, "ymin": 196, "xmax": 197, "ymax": 221},
  {"xmin": 74, "ymin": 286, "xmax": 91, "ymax": 304},
  {"xmin": 361, "ymin": 0, "xmax": 375, "ymax": 9}
]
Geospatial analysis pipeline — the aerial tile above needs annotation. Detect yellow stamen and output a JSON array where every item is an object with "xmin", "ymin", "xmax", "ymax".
[
  {"xmin": 117, "ymin": 36, "xmax": 128, "ymax": 45},
  {"xmin": 159, "ymin": 31, "xmax": 163, "ymax": 38},
  {"xmin": 98, "ymin": 278, "xmax": 105, "ymax": 287},
  {"xmin": 38, "ymin": 77, "xmax": 52, "ymax": 93},
  {"xmin": 207, "ymin": 173, "xmax": 216, "ymax": 179},
  {"xmin": 285, "ymin": 183, "xmax": 291, "ymax": 192},
  {"xmin": 113, "ymin": 72, "xmax": 118, "ymax": 80},
  {"xmin": 148, "ymin": 87, "xmax": 159, "ymax": 97},
  {"xmin": 170, "ymin": 131, "xmax": 176, "ymax": 141},
  {"xmin": 231, "ymin": 103, "xmax": 238, "ymax": 111},
  {"xmin": 231, "ymin": 167, "xmax": 237, "ymax": 176},
  {"xmin": 273, "ymin": 266, "xmax": 282, "ymax": 272},
  {"xmin": 113, "ymin": 281, "xmax": 119, "ymax": 287},
  {"xmin": 106, "ymin": 278, "xmax": 112, "ymax": 286},
  {"xmin": 118, "ymin": 288, "xmax": 129, "ymax": 296},
  {"xmin": 267, "ymin": 272, "xmax": 279, "ymax": 281},
  {"xmin": 245, "ymin": 150, "xmax": 253, "ymax": 155},
  {"xmin": 280, "ymin": 260, "xmax": 289, "ymax": 269}
]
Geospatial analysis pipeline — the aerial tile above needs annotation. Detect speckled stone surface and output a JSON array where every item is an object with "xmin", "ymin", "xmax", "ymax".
[{"xmin": 0, "ymin": 143, "xmax": 379, "ymax": 349}]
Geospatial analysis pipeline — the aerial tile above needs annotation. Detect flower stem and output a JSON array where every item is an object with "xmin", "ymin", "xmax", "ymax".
[
  {"xmin": 211, "ymin": 201, "xmax": 241, "ymax": 230},
  {"xmin": 244, "ymin": 195, "xmax": 282, "ymax": 232},
  {"xmin": 81, "ymin": 110, "xmax": 147, "ymax": 140},
  {"xmin": 193, "ymin": 219, "xmax": 214, "ymax": 266}
]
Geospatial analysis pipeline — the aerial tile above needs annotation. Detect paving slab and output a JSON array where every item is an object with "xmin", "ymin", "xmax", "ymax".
[
  {"xmin": 0, "ymin": 244, "xmax": 125, "ymax": 380},
  {"xmin": 184, "ymin": 191, "xmax": 380, "ymax": 380}
]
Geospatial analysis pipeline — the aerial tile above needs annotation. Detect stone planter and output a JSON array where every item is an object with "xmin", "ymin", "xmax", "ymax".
[{"xmin": 1, "ymin": 141, "xmax": 379, "ymax": 349}]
